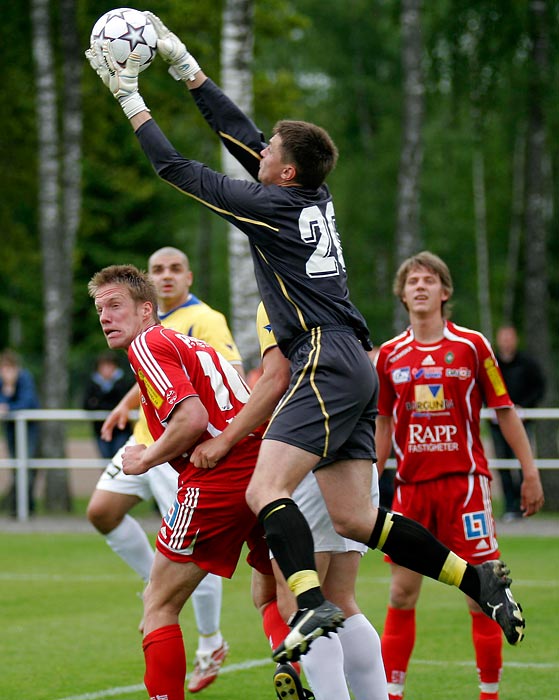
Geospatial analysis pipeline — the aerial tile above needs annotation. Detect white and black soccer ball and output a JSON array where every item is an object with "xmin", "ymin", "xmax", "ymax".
[{"xmin": 90, "ymin": 7, "xmax": 157, "ymax": 73}]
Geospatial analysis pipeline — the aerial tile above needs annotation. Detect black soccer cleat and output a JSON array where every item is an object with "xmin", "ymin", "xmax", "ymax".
[
  {"xmin": 274, "ymin": 663, "xmax": 315, "ymax": 699},
  {"xmin": 272, "ymin": 600, "xmax": 345, "ymax": 663},
  {"xmin": 476, "ymin": 559, "xmax": 525, "ymax": 645}
]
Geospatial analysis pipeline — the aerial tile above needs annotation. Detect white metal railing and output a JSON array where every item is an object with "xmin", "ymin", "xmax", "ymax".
[
  {"xmin": 0, "ymin": 408, "xmax": 558, "ymax": 522},
  {"xmin": 0, "ymin": 409, "xmax": 137, "ymax": 522}
]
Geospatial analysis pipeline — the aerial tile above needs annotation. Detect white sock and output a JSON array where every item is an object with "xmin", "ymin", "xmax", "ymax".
[
  {"xmin": 105, "ymin": 514, "xmax": 154, "ymax": 582},
  {"xmin": 301, "ymin": 633, "xmax": 352, "ymax": 700},
  {"xmin": 191, "ymin": 573, "xmax": 223, "ymax": 650},
  {"xmin": 338, "ymin": 613, "xmax": 388, "ymax": 700}
]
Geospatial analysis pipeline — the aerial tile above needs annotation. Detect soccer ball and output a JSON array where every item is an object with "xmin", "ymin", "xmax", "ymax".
[{"xmin": 90, "ymin": 7, "xmax": 157, "ymax": 73}]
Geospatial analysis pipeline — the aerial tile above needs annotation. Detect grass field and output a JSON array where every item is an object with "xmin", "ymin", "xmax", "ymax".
[{"xmin": 1, "ymin": 528, "xmax": 557, "ymax": 700}]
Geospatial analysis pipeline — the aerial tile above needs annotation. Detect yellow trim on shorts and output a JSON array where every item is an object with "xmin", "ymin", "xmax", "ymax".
[
  {"xmin": 438, "ymin": 552, "xmax": 468, "ymax": 586},
  {"xmin": 309, "ymin": 327, "xmax": 330, "ymax": 457},
  {"xmin": 287, "ymin": 569, "xmax": 321, "ymax": 597}
]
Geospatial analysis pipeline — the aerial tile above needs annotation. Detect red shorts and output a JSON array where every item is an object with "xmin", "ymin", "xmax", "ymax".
[
  {"xmin": 156, "ymin": 438, "xmax": 272, "ymax": 578},
  {"xmin": 387, "ymin": 473, "xmax": 500, "ymax": 563}
]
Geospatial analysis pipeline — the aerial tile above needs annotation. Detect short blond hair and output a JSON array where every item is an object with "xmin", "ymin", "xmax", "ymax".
[{"xmin": 88, "ymin": 264, "xmax": 159, "ymax": 324}]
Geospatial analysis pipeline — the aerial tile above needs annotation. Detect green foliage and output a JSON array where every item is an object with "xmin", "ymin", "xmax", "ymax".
[
  {"xmin": 0, "ymin": 529, "xmax": 556, "ymax": 699},
  {"xmin": 1, "ymin": 0, "xmax": 558, "ymax": 385}
]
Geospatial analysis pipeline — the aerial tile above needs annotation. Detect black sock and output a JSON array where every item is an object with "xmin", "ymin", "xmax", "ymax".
[
  {"xmin": 258, "ymin": 498, "xmax": 324, "ymax": 609},
  {"xmin": 458, "ymin": 565, "xmax": 481, "ymax": 601},
  {"xmin": 368, "ymin": 508, "xmax": 468, "ymax": 586}
]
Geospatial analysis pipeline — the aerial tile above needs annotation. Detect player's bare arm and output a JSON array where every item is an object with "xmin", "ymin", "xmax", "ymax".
[
  {"xmin": 494, "ymin": 406, "xmax": 544, "ymax": 516},
  {"xmin": 191, "ymin": 346, "xmax": 290, "ymax": 469},
  {"xmin": 374, "ymin": 414, "xmax": 393, "ymax": 477},
  {"xmin": 122, "ymin": 397, "xmax": 208, "ymax": 475}
]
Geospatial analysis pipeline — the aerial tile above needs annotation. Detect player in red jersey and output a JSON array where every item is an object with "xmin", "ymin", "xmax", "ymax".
[
  {"xmin": 375, "ymin": 251, "xmax": 544, "ymax": 700},
  {"xmin": 88, "ymin": 264, "xmax": 274, "ymax": 700}
]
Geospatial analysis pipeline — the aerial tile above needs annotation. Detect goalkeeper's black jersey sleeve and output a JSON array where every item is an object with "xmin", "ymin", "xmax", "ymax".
[{"xmin": 136, "ymin": 83, "xmax": 372, "ymax": 356}]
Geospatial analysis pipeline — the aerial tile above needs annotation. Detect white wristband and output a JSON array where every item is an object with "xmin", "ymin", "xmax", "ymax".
[
  {"xmin": 168, "ymin": 53, "xmax": 201, "ymax": 82},
  {"xmin": 119, "ymin": 93, "xmax": 150, "ymax": 120}
]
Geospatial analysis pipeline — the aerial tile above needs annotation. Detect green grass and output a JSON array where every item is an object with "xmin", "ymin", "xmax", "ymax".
[{"xmin": 0, "ymin": 531, "xmax": 556, "ymax": 699}]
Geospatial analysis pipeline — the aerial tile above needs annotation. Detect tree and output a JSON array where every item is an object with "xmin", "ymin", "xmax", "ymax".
[
  {"xmin": 221, "ymin": 0, "xmax": 260, "ymax": 372},
  {"xmin": 394, "ymin": 0, "xmax": 425, "ymax": 333},
  {"xmin": 31, "ymin": 0, "xmax": 81, "ymax": 511}
]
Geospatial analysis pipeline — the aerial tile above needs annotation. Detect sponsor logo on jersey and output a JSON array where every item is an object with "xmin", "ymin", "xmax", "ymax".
[
  {"xmin": 389, "ymin": 345, "xmax": 413, "ymax": 363},
  {"xmin": 484, "ymin": 357, "xmax": 507, "ymax": 396},
  {"xmin": 392, "ymin": 367, "xmax": 411, "ymax": 384},
  {"xmin": 445, "ymin": 367, "xmax": 472, "ymax": 380},
  {"xmin": 138, "ymin": 368, "xmax": 164, "ymax": 409},
  {"xmin": 421, "ymin": 354, "xmax": 436, "ymax": 366},
  {"xmin": 166, "ymin": 389, "xmax": 178, "ymax": 405},
  {"xmin": 413, "ymin": 367, "xmax": 443, "ymax": 379},
  {"xmin": 407, "ymin": 423, "xmax": 459, "ymax": 452},
  {"xmin": 462, "ymin": 511, "xmax": 489, "ymax": 540},
  {"xmin": 411, "ymin": 384, "xmax": 446, "ymax": 412}
]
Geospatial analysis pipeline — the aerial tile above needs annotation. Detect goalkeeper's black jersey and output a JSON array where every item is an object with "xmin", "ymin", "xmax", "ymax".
[{"xmin": 136, "ymin": 79, "xmax": 371, "ymax": 356}]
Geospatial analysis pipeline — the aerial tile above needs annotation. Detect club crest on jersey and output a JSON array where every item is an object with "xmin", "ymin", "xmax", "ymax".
[
  {"xmin": 462, "ymin": 511, "xmax": 489, "ymax": 540},
  {"xmin": 166, "ymin": 389, "xmax": 178, "ymax": 405},
  {"xmin": 137, "ymin": 369, "xmax": 164, "ymax": 409},
  {"xmin": 392, "ymin": 367, "xmax": 411, "ymax": 384}
]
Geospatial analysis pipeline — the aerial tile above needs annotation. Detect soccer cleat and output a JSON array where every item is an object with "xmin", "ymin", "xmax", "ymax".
[
  {"xmin": 476, "ymin": 559, "xmax": 525, "ymax": 645},
  {"xmin": 272, "ymin": 600, "xmax": 345, "ymax": 663},
  {"xmin": 274, "ymin": 663, "xmax": 315, "ymax": 700},
  {"xmin": 187, "ymin": 640, "xmax": 229, "ymax": 693}
]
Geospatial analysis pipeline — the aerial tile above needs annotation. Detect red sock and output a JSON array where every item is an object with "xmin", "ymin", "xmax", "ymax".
[
  {"xmin": 381, "ymin": 607, "xmax": 416, "ymax": 698},
  {"xmin": 471, "ymin": 610, "xmax": 502, "ymax": 698},
  {"xmin": 143, "ymin": 624, "xmax": 186, "ymax": 700},
  {"xmin": 262, "ymin": 600, "xmax": 300, "ymax": 674}
]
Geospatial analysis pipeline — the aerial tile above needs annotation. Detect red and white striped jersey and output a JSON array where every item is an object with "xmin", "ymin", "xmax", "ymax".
[
  {"xmin": 376, "ymin": 320, "xmax": 513, "ymax": 484},
  {"xmin": 128, "ymin": 325, "xmax": 256, "ymax": 473}
]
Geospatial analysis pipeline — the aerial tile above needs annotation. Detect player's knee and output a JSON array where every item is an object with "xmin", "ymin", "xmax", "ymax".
[{"xmin": 86, "ymin": 497, "xmax": 121, "ymax": 534}]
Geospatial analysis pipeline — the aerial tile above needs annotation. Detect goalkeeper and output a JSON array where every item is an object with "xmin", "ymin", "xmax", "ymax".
[{"xmin": 86, "ymin": 12, "xmax": 526, "ymax": 672}]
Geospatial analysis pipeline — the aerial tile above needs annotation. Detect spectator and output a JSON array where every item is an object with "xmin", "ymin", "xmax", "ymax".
[
  {"xmin": 0, "ymin": 349, "xmax": 40, "ymax": 516},
  {"xmin": 490, "ymin": 325, "xmax": 546, "ymax": 521},
  {"xmin": 83, "ymin": 351, "xmax": 135, "ymax": 458}
]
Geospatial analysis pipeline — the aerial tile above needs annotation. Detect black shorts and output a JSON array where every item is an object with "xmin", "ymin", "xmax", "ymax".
[{"xmin": 264, "ymin": 327, "xmax": 378, "ymax": 468}]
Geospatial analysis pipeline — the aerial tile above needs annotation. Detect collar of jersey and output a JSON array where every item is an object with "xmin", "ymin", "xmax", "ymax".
[{"xmin": 158, "ymin": 294, "xmax": 201, "ymax": 321}]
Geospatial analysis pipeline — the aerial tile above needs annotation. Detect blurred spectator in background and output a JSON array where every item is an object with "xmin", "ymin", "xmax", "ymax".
[
  {"xmin": 0, "ymin": 349, "xmax": 41, "ymax": 516},
  {"xmin": 490, "ymin": 325, "xmax": 546, "ymax": 521},
  {"xmin": 83, "ymin": 351, "xmax": 135, "ymax": 458}
]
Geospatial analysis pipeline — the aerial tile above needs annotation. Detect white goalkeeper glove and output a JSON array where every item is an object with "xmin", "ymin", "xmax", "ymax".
[
  {"xmin": 85, "ymin": 41, "xmax": 149, "ymax": 120},
  {"xmin": 144, "ymin": 11, "xmax": 201, "ymax": 81}
]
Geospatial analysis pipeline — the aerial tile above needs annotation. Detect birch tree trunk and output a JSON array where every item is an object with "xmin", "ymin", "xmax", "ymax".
[
  {"xmin": 471, "ymin": 135, "xmax": 492, "ymax": 339},
  {"xmin": 502, "ymin": 126, "xmax": 525, "ymax": 324},
  {"xmin": 31, "ymin": 0, "xmax": 76, "ymax": 511},
  {"xmin": 394, "ymin": 0, "xmax": 424, "ymax": 333},
  {"xmin": 221, "ymin": 0, "xmax": 260, "ymax": 373}
]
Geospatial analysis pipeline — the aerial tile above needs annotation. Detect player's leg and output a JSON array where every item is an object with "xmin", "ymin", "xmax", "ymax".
[
  {"xmin": 316, "ymin": 460, "xmax": 525, "ymax": 646},
  {"xmin": 467, "ymin": 596, "xmax": 503, "ymax": 700},
  {"xmin": 247, "ymin": 439, "xmax": 346, "ymax": 663},
  {"xmin": 381, "ymin": 564, "xmax": 423, "ymax": 700},
  {"xmin": 87, "ymin": 437, "xmax": 156, "ymax": 581},
  {"xmin": 148, "ymin": 462, "xmax": 228, "ymax": 693},
  {"xmin": 142, "ymin": 552, "xmax": 206, "ymax": 700},
  {"xmin": 318, "ymin": 551, "xmax": 387, "ymax": 700}
]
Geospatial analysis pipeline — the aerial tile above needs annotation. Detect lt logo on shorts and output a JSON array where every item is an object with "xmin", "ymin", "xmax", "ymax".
[{"xmin": 462, "ymin": 511, "xmax": 489, "ymax": 540}]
